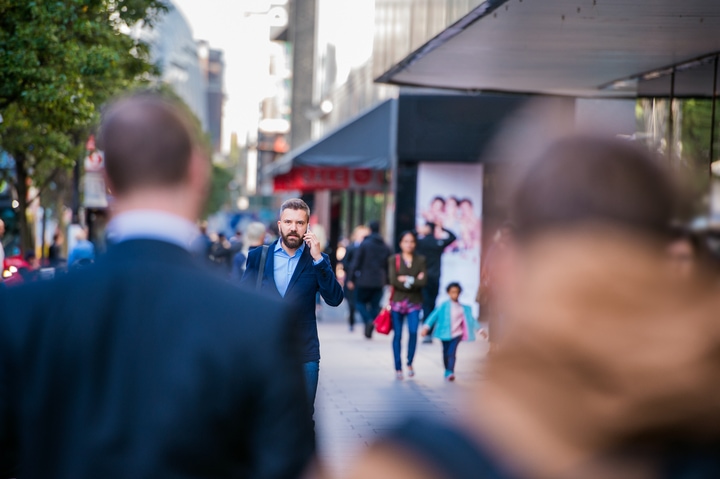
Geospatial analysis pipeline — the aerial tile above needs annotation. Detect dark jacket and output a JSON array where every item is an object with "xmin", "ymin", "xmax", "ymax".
[
  {"xmin": 240, "ymin": 240, "xmax": 343, "ymax": 362},
  {"xmin": 348, "ymin": 233, "xmax": 392, "ymax": 289},
  {"xmin": 0, "ymin": 239, "xmax": 313, "ymax": 479},
  {"xmin": 415, "ymin": 224, "xmax": 456, "ymax": 279},
  {"xmin": 389, "ymin": 253, "xmax": 427, "ymax": 305}
]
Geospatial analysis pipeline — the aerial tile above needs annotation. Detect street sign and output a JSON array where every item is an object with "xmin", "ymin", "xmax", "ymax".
[
  {"xmin": 83, "ymin": 172, "xmax": 108, "ymax": 208},
  {"xmin": 84, "ymin": 151, "xmax": 104, "ymax": 172}
]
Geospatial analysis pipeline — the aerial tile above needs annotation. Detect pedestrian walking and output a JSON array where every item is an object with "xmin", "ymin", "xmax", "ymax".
[
  {"xmin": 345, "ymin": 135, "xmax": 720, "ymax": 479},
  {"xmin": 0, "ymin": 93, "xmax": 314, "ymax": 478},
  {"xmin": 208, "ymin": 232, "xmax": 232, "ymax": 274},
  {"xmin": 388, "ymin": 231, "xmax": 427, "ymax": 380},
  {"xmin": 230, "ymin": 221, "xmax": 266, "ymax": 283},
  {"xmin": 191, "ymin": 220, "xmax": 212, "ymax": 260},
  {"xmin": 67, "ymin": 228, "xmax": 95, "ymax": 270},
  {"xmin": 240, "ymin": 198, "xmax": 344, "ymax": 419},
  {"xmin": 415, "ymin": 219, "xmax": 456, "ymax": 343},
  {"xmin": 347, "ymin": 220, "xmax": 392, "ymax": 338},
  {"xmin": 47, "ymin": 230, "xmax": 65, "ymax": 268},
  {"xmin": 421, "ymin": 282, "xmax": 484, "ymax": 381},
  {"xmin": 342, "ymin": 224, "xmax": 370, "ymax": 331}
]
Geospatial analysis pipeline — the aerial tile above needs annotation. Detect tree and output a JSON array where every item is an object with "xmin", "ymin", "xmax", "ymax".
[
  {"xmin": 0, "ymin": 0, "xmax": 167, "ymax": 251},
  {"xmin": 678, "ymin": 99, "xmax": 718, "ymax": 212},
  {"xmin": 204, "ymin": 164, "xmax": 234, "ymax": 219}
]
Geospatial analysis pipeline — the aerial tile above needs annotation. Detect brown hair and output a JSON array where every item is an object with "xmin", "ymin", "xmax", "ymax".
[
  {"xmin": 511, "ymin": 135, "xmax": 677, "ymax": 241},
  {"xmin": 279, "ymin": 198, "xmax": 311, "ymax": 220},
  {"xmin": 99, "ymin": 93, "xmax": 196, "ymax": 195}
]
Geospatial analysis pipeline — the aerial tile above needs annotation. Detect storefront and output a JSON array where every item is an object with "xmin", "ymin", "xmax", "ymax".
[
  {"xmin": 264, "ymin": 92, "xmax": 535, "ymax": 296},
  {"xmin": 376, "ymin": 0, "xmax": 720, "ymax": 244}
]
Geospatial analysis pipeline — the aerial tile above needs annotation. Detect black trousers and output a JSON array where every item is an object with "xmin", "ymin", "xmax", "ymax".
[
  {"xmin": 421, "ymin": 276, "xmax": 441, "ymax": 323},
  {"xmin": 344, "ymin": 285, "xmax": 356, "ymax": 326},
  {"xmin": 356, "ymin": 287, "xmax": 384, "ymax": 325}
]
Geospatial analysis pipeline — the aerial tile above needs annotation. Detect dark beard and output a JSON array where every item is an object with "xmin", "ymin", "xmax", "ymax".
[{"xmin": 282, "ymin": 232, "xmax": 302, "ymax": 249}]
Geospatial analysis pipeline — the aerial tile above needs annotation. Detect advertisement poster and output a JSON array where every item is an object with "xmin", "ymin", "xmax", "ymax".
[{"xmin": 416, "ymin": 163, "xmax": 483, "ymax": 314}]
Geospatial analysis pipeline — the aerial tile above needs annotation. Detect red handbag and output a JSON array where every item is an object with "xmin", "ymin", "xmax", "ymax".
[
  {"xmin": 374, "ymin": 306, "xmax": 392, "ymax": 335},
  {"xmin": 373, "ymin": 255, "xmax": 400, "ymax": 335}
]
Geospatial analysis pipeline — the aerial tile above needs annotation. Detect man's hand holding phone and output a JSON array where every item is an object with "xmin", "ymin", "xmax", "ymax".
[{"xmin": 304, "ymin": 228, "xmax": 323, "ymax": 261}]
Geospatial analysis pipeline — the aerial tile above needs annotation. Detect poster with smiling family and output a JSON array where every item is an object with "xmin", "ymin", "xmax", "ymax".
[{"xmin": 416, "ymin": 163, "xmax": 483, "ymax": 314}]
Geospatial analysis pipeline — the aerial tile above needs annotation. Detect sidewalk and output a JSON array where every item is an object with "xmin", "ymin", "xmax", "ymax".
[{"xmin": 315, "ymin": 299, "xmax": 489, "ymax": 476}]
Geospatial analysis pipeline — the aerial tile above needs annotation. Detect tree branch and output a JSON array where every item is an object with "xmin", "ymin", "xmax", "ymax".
[{"xmin": 26, "ymin": 167, "xmax": 62, "ymax": 204}]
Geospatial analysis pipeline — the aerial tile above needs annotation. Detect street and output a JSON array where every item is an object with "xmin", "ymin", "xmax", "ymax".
[{"xmin": 315, "ymin": 299, "xmax": 489, "ymax": 476}]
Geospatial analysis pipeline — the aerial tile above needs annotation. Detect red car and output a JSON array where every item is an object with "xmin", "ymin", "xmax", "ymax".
[{"xmin": 2, "ymin": 254, "xmax": 32, "ymax": 286}]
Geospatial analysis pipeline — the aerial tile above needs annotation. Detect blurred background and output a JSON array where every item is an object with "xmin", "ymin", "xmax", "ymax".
[{"xmin": 2, "ymin": 0, "xmax": 720, "ymax": 289}]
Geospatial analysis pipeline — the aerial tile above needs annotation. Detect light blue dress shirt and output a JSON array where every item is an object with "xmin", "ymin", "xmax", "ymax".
[{"xmin": 273, "ymin": 240, "xmax": 322, "ymax": 297}]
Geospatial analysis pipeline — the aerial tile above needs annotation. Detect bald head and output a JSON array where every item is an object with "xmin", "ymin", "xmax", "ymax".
[{"xmin": 99, "ymin": 94, "xmax": 197, "ymax": 195}]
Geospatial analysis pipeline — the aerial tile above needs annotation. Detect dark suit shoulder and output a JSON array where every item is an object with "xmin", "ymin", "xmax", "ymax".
[{"xmin": 246, "ymin": 242, "xmax": 272, "ymax": 263}]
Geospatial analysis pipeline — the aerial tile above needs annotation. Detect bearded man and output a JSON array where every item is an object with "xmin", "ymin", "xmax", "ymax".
[{"xmin": 241, "ymin": 198, "xmax": 343, "ymax": 418}]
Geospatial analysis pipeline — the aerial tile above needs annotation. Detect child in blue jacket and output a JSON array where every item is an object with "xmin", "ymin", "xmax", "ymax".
[{"xmin": 421, "ymin": 282, "xmax": 485, "ymax": 381}]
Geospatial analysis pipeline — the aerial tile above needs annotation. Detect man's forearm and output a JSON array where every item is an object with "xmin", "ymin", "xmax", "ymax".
[{"xmin": 315, "ymin": 260, "xmax": 343, "ymax": 306}]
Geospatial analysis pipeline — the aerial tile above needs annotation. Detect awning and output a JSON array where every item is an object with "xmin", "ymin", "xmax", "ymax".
[
  {"xmin": 263, "ymin": 99, "xmax": 396, "ymax": 179},
  {"xmin": 273, "ymin": 167, "xmax": 386, "ymax": 192},
  {"xmin": 377, "ymin": 0, "xmax": 720, "ymax": 98}
]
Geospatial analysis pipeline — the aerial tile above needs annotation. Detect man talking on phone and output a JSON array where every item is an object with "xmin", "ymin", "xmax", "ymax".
[{"xmin": 241, "ymin": 198, "xmax": 343, "ymax": 417}]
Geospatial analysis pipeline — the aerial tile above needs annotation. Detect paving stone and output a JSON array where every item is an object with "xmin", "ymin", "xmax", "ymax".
[{"xmin": 314, "ymin": 299, "xmax": 488, "ymax": 476}]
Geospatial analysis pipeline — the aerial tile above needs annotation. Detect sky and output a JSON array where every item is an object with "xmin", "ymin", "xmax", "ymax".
[
  {"xmin": 170, "ymin": 0, "xmax": 277, "ymax": 154},
  {"xmin": 169, "ymin": 0, "xmax": 375, "ymax": 155}
]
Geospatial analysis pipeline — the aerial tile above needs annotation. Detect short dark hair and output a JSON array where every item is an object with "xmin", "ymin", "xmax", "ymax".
[
  {"xmin": 446, "ymin": 282, "xmax": 462, "ymax": 293},
  {"xmin": 100, "ymin": 93, "xmax": 197, "ymax": 195},
  {"xmin": 279, "ymin": 198, "xmax": 311, "ymax": 220},
  {"xmin": 368, "ymin": 220, "xmax": 380, "ymax": 234},
  {"xmin": 511, "ymin": 136, "xmax": 677, "ymax": 241},
  {"xmin": 432, "ymin": 196, "xmax": 446, "ymax": 205},
  {"xmin": 399, "ymin": 230, "xmax": 417, "ymax": 243}
]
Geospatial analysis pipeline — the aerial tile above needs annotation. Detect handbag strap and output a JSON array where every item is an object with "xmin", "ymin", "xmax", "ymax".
[
  {"xmin": 256, "ymin": 244, "xmax": 269, "ymax": 290},
  {"xmin": 390, "ymin": 254, "xmax": 401, "ymax": 302}
]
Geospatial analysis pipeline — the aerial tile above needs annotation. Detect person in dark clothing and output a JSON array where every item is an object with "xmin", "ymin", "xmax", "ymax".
[
  {"xmin": 342, "ymin": 225, "xmax": 370, "ymax": 331},
  {"xmin": 415, "ymin": 220, "xmax": 456, "ymax": 343},
  {"xmin": 209, "ymin": 233, "xmax": 233, "ymax": 274},
  {"xmin": 0, "ymin": 93, "xmax": 314, "ymax": 479},
  {"xmin": 47, "ymin": 230, "xmax": 65, "ymax": 268},
  {"xmin": 347, "ymin": 220, "xmax": 392, "ymax": 339},
  {"xmin": 240, "ymin": 198, "xmax": 344, "ymax": 419},
  {"xmin": 345, "ymin": 136, "xmax": 720, "ymax": 479}
]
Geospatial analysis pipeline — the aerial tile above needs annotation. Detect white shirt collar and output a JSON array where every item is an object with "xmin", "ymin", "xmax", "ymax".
[{"xmin": 106, "ymin": 210, "xmax": 200, "ymax": 251}]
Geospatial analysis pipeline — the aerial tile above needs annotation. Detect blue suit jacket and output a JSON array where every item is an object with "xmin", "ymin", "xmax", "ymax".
[
  {"xmin": 241, "ymin": 240, "xmax": 343, "ymax": 362},
  {"xmin": 0, "ymin": 239, "xmax": 313, "ymax": 479}
]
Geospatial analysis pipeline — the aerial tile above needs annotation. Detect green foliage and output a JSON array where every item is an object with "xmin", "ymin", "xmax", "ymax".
[
  {"xmin": 0, "ymin": 0, "xmax": 167, "ymax": 249},
  {"xmin": 204, "ymin": 164, "xmax": 234, "ymax": 219},
  {"xmin": 680, "ymin": 99, "xmax": 716, "ymax": 204}
]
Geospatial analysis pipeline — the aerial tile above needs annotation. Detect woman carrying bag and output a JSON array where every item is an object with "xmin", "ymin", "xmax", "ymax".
[{"xmin": 388, "ymin": 231, "xmax": 427, "ymax": 380}]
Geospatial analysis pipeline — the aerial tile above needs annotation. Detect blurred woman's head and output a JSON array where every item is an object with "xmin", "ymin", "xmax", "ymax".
[
  {"xmin": 399, "ymin": 231, "xmax": 417, "ymax": 254},
  {"xmin": 510, "ymin": 135, "xmax": 677, "ymax": 245},
  {"xmin": 430, "ymin": 196, "xmax": 445, "ymax": 213}
]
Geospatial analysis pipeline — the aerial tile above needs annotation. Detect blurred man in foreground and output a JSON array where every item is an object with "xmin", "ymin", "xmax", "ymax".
[
  {"xmin": 0, "ymin": 93, "xmax": 313, "ymax": 479},
  {"xmin": 346, "ymin": 136, "xmax": 720, "ymax": 479}
]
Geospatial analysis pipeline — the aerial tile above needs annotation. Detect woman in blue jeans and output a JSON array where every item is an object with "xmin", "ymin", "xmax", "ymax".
[{"xmin": 388, "ymin": 231, "xmax": 427, "ymax": 380}]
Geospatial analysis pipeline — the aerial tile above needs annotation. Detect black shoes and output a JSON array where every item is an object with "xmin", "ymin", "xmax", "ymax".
[{"xmin": 364, "ymin": 322, "xmax": 374, "ymax": 339}]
